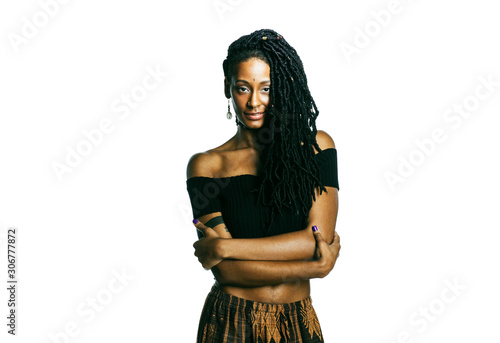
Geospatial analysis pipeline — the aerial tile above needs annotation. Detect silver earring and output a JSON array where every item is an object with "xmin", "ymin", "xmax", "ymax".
[{"xmin": 226, "ymin": 99, "xmax": 232, "ymax": 120}]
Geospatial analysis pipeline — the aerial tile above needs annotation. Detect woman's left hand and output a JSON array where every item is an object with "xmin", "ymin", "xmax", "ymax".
[{"xmin": 192, "ymin": 220, "xmax": 225, "ymax": 270}]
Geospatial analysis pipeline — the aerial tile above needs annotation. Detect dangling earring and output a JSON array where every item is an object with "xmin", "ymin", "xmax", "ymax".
[{"xmin": 226, "ymin": 99, "xmax": 232, "ymax": 120}]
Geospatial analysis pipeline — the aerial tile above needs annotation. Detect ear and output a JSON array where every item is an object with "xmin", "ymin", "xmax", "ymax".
[{"xmin": 224, "ymin": 77, "xmax": 231, "ymax": 99}]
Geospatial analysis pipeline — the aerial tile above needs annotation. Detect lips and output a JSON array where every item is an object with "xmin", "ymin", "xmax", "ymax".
[{"xmin": 244, "ymin": 112, "xmax": 264, "ymax": 120}]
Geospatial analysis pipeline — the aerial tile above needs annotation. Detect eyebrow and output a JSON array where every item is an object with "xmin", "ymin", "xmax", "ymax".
[{"xmin": 236, "ymin": 79, "xmax": 271, "ymax": 84}]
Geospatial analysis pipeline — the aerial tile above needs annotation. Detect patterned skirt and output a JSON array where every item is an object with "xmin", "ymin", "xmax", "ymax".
[{"xmin": 197, "ymin": 284, "xmax": 324, "ymax": 343}]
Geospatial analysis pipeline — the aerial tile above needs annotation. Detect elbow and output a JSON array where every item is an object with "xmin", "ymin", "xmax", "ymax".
[
  {"xmin": 211, "ymin": 263, "xmax": 256, "ymax": 287},
  {"xmin": 211, "ymin": 263, "xmax": 237, "ymax": 286},
  {"xmin": 211, "ymin": 266, "xmax": 229, "ymax": 285}
]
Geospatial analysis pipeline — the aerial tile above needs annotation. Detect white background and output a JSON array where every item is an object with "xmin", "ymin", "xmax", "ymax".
[{"xmin": 1, "ymin": 0, "xmax": 499, "ymax": 342}]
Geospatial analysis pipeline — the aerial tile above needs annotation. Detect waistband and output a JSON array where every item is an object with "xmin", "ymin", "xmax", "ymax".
[{"xmin": 208, "ymin": 283, "xmax": 313, "ymax": 313}]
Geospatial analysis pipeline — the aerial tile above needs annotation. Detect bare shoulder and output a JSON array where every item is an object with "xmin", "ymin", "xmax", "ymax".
[
  {"xmin": 186, "ymin": 150, "xmax": 222, "ymax": 179},
  {"xmin": 314, "ymin": 129, "xmax": 336, "ymax": 153}
]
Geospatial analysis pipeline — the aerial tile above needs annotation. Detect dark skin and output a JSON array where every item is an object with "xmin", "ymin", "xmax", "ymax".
[{"xmin": 187, "ymin": 58, "xmax": 340, "ymax": 304}]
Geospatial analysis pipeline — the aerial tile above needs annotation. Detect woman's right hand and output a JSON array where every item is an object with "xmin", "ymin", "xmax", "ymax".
[
  {"xmin": 312, "ymin": 227, "xmax": 341, "ymax": 278},
  {"xmin": 193, "ymin": 220, "xmax": 225, "ymax": 270}
]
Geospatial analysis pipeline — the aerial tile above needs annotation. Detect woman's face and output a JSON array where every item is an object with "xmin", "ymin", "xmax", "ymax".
[{"xmin": 225, "ymin": 58, "xmax": 271, "ymax": 130}]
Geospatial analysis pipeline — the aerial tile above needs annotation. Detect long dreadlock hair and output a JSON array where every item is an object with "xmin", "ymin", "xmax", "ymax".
[{"xmin": 222, "ymin": 28, "xmax": 328, "ymax": 232}]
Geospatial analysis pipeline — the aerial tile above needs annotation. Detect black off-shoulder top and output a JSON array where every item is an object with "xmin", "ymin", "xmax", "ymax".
[{"xmin": 186, "ymin": 148, "xmax": 339, "ymax": 238}]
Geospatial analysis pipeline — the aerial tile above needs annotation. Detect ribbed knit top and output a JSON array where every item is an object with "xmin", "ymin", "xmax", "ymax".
[{"xmin": 186, "ymin": 148, "xmax": 339, "ymax": 238}]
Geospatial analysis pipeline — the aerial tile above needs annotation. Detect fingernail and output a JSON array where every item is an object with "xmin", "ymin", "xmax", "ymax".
[
  {"xmin": 312, "ymin": 225, "xmax": 318, "ymax": 232},
  {"xmin": 193, "ymin": 219, "xmax": 199, "ymax": 224}
]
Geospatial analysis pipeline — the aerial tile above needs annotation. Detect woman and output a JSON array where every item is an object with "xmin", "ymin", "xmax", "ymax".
[{"xmin": 186, "ymin": 29, "xmax": 341, "ymax": 342}]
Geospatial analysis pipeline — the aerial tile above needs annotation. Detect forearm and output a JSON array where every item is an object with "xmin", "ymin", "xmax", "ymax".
[
  {"xmin": 212, "ymin": 259, "xmax": 322, "ymax": 287},
  {"xmin": 220, "ymin": 226, "xmax": 318, "ymax": 262}
]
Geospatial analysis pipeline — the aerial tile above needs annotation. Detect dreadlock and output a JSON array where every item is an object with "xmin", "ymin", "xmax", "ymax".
[{"xmin": 222, "ymin": 29, "xmax": 328, "ymax": 233}]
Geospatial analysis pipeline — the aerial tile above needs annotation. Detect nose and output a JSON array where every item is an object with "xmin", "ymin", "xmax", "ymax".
[{"xmin": 247, "ymin": 90, "xmax": 261, "ymax": 108}]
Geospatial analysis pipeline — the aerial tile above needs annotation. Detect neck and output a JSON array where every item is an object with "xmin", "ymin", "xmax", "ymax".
[{"xmin": 233, "ymin": 124, "xmax": 260, "ymax": 150}]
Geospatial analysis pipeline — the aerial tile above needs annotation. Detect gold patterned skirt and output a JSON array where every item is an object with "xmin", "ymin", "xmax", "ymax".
[{"xmin": 197, "ymin": 284, "xmax": 324, "ymax": 343}]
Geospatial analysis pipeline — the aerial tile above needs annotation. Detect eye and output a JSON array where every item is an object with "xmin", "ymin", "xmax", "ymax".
[
  {"xmin": 237, "ymin": 86, "xmax": 249, "ymax": 93},
  {"xmin": 262, "ymin": 87, "xmax": 270, "ymax": 93}
]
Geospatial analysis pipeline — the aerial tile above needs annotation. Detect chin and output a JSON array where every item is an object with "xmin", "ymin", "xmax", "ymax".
[
  {"xmin": 244, "ymin": 122, "xmax": 264, "ymax": 130},
  {"xmin": 238, "ymin": 116, "xmax": 265, "ymax": 130}
]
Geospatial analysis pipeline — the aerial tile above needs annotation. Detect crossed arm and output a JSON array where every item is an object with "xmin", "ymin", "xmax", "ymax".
[{"xmin": 192, "ymin": 183, "xmax": 339, "ymax": 287}]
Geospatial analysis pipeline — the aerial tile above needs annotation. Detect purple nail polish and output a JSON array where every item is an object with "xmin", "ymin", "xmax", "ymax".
[
  {"xmin": 193, "ymin": 219, "xmax": 199, "ymax": 224},
  {"xmin": 312, "ymin": 225, "xmax": 318, "ymax": 232}
]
